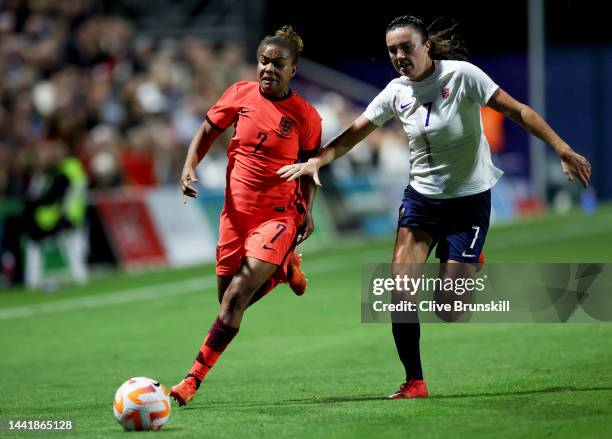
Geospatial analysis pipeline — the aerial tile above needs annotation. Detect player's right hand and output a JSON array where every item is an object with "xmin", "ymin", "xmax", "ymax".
[
  {"xmin": 296, "ymin": 210, "xmax": 315, "ymax": 244},
  {"xmin": 277, "ymin": 159, "xmax": 321, "ymax": 186},
  {"xmin": 180, "ymin": 167, "xmax": 199, "ymax": 204}
]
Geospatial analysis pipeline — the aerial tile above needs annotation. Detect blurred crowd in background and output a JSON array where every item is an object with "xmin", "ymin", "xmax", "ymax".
[
  {"xmin": 1, "ymin": 0, "xmax": 245, "ymax": 195},
  {"xmin": 0, "ymin": 0, "xmax": 416, "ymax": 288},
  {"xmin": 0, "ymin": 1, "xmax": 607, "ymax": 291},
  {"xmin": 0, "ymin": 0, "xmax": 411, "ymax": 199}
]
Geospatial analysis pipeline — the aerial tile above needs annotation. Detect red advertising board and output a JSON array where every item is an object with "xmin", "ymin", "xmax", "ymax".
[{"xmin": 95, "ymin": 191, "xmax": 167, "ymax": 268}]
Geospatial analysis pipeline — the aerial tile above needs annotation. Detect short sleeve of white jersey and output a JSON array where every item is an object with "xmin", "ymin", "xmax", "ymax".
[
  {"xmin": 362, "ymin": 85, "xmax": 395, "ymax": 127},
  {"xmin": 460, "ymin": 62, "xmax": 499, "ymax": 106}
]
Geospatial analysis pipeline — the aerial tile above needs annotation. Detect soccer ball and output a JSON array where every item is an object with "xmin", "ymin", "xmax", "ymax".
[{"xmin": 113, "ymin": 377, "xmax": 171, "ymax": 431}]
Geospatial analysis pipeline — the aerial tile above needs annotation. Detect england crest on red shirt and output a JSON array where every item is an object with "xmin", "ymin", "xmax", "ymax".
[{"xmin": 279, "ymin": 116, "xmax": 295, "ymax": 136}]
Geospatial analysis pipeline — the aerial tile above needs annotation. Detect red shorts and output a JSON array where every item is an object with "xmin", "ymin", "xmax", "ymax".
[{"xmin": 216, "ymin": 206, "xmax": 303, "ymax": 277}]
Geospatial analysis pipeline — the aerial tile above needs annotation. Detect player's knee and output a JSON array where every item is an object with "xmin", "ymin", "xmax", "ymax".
[
  {"xmin": 220, "ymin": 284, "xmax": 246, "ymax": 311},
  {"xmin": 220, "ymin": 276, "xmax": 255, "ymax": 315},
  {"xmin": 393, "ymin": 235, "xmax": 429, "ymax": 263},
  {"xmin": 392, "ymin": 242, "xmax": 410, "ymax": 262},
  {"xmin": 220, "ymin": 291, "xmax": 246, "ymax": 318},
  {"xmin": 433, "ymin": 288, "xmax": 468, "ymax": 322},
  {"xmin": 435, "ymin": 308, "xmax": 464, "ymax": 322}
]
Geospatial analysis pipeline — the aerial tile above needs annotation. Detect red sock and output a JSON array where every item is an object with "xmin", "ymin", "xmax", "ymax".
[{"xmin": 187, "ymin": 317, "xmax": 238, "ymax": 387}]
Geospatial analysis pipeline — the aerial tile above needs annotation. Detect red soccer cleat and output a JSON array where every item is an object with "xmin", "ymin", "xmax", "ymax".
[
  {"xmin": 169, "ymin": 377, "xmax": 198, "ymax": 407},
  {"xmin": 287, "ymin": 251, "xmax": 307, "ymax": 296},
  {"xmin": 387, "ymin": 379, "xmax": 429, "ymax": 400}
]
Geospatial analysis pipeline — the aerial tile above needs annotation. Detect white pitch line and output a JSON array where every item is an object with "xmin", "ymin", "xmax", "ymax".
[
  {"xmin": 0, "ymin": 276, "xmax": 216, "ymax": 320},
  {"xmin": 0, "ymin": 259, "xmax": 360, "ymax": 321},
  {"xmin": 487, "ymin": 220, "xmax": 612, "ymax": 249},
  {"xmin": 1, "ymin": 220, "xmax": 610, "ymax": 321}
]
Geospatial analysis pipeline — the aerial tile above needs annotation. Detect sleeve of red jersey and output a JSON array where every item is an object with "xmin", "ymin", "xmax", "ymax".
[
  {"xmin": 299, "ymin": 105, "xmax": 323, "ymax": 152},
  {"xmin": 206, "ymin": 83, "xmax": 241, "ymax": 131}
]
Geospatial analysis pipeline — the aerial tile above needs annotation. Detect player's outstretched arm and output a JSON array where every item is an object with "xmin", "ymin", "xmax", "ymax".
[
  {"xmin": 487, "ymin": 88, "xmax": 592, "ymax": 188},
  {"xmin": 180, "ymin": 120, "xmax": 223, "ymax": 203},
  {"xmin": 277, "ymin": 116, "xmax": 378, "ymax": 184}
]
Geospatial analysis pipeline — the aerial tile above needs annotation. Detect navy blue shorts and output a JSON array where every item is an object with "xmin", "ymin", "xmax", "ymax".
[{"xmin": 398, "ymin": 185, "xmax": 491, "ymax": 263}]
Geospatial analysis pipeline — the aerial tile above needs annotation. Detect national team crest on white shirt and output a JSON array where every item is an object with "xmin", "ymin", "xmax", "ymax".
[{"xmin": 441, "ymin": 87, "xmax": 450, "ymax": 99}]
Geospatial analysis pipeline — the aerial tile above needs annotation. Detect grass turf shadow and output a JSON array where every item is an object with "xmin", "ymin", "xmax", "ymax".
[{"xmin": 179, "ymin": 385, "xmax": 612, "ymax": 410}]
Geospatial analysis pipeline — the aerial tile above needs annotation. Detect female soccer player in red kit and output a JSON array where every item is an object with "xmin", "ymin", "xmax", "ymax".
[{"xmin": 170, "ymin": 26, "xmax": 322, "ymax": 406}]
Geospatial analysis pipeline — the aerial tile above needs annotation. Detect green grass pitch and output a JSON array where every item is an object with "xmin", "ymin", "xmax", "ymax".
[{"xmin": 1, "ymin": 206, "xmax": 611, "ymax": 438}]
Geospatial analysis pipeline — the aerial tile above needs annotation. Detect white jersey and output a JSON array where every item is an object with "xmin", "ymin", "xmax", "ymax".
[{"xmin": 363, "ymin": 60, "xmax": 503, "ymax": 199}]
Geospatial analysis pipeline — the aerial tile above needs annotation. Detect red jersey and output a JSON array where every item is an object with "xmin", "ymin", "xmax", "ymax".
[{"xmin": 206, "ymin": 81, "xmax": 322, "ymax": 213}]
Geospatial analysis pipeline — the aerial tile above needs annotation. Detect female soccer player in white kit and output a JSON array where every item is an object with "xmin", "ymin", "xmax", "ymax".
[{"xmin": 278, "ymin": 15, "xmax": 591, "ymax": 399}]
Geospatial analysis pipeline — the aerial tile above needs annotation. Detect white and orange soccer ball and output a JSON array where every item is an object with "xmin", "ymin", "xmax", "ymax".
[{"xmin": 113, "ymin": 377, "xmax": 171, "ymax": 431}]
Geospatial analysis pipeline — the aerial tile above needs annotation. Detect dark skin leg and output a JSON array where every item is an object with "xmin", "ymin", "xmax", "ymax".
[
  {"xmin": 217, "ymin": 275, "xmax": 232, "ymax": 304},
  {"xmin": 217, "ymin": 257, "xmax": 278, "ymax": 327},
  {"xmin": 217, "ymin": 269, "xmax": 275, "ymax": 308}
]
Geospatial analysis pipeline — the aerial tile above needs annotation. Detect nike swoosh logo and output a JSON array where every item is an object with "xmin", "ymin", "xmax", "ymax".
[
  {"xmin": 400, "ymin": 102, "xmax": 412, "ymax": 109},
  {"xmin": 462, "ymin": 251, "xmax": 476, "ymax": 258},
  {"xmin": 263, "ymin": 245, "xmax": 275, "ymax": 250}
]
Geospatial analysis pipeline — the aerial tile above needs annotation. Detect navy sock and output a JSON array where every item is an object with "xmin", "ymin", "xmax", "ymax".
[{"xmin": 391, "ymin": 322, "xmax": 423, "ymax": 381}]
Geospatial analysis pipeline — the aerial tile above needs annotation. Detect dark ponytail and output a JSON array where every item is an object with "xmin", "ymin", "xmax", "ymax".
[{"xmin": 387, "ymin": 15, "xmax": 468, "ymax": 61}]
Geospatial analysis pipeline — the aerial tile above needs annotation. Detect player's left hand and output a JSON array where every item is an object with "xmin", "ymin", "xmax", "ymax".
[
  {"xmin": 560, "ymin": 150, "xmax": 591, "ymax": 188},
  {"xmin": 297, "ymin": 211, "xmax": 314, "ymax": 244}
]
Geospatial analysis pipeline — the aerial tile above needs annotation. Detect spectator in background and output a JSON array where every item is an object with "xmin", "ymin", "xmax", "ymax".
[
  {"xmin": 0, "ymin": 1, "xmax": 401, "ymax": 289},
  {"xmin": 84, "ymin": 124, "xmax": 123, "ymax": 189},
  {"xmin": 0, "ymin": 2, "xmax": 255, "ymax": 196},
  {"xmin": 24, "ymin": 140, "xmax": 89, "ymax": 289}
]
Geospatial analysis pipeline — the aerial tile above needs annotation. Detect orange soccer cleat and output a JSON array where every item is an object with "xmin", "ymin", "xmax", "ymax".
[
  {"xmin": 169, "ymin": 377, "xmax": 199, "ymax": 407},
  {"xmin": 387, "ymin": 379, "xmax": 429, "ymax": 400},
  {"xmin": 476, "ymin": 252, "xmax": 486, "ymax": 272},
  {"xmin": 287, "ymin": 251, "xmax": 308, "ymax": 296}
]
